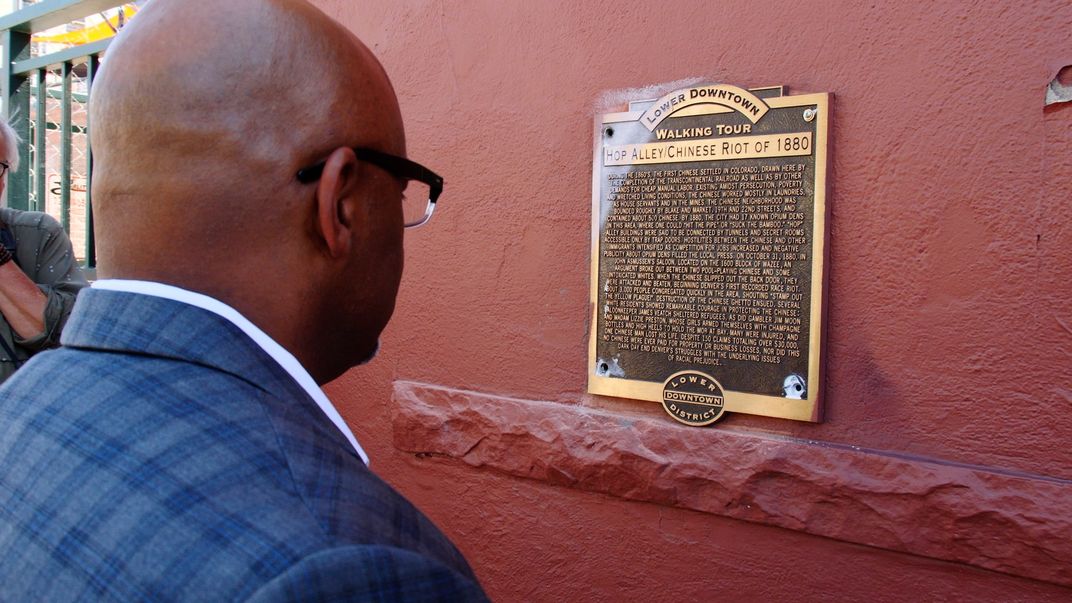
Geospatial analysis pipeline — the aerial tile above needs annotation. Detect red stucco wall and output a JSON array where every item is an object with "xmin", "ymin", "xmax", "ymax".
[{"xmin": 313, "ymin": 1, "xmax": 1072, "ymax": 600}]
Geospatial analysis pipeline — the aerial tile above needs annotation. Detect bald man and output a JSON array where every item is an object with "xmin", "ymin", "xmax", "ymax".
[{"xmin": 0, "ymin": 1, "xmax": 486, "ymax": 601}]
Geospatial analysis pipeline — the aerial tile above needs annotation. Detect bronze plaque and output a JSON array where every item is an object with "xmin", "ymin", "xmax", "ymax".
[{"xmin": 587, "ymin": 84, "xmax": 830, "ymax": 423}]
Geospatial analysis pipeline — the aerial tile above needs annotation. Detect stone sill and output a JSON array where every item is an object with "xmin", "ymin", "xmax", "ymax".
[{"xmin": 391, "ymin": 381, "xmax": 1072, "ymax": 587}]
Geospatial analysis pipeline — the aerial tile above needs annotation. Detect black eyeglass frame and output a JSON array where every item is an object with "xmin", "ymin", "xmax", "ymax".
[{"xmin": 296, "ymin": 147, "xmax": 443, "ymax": 228}]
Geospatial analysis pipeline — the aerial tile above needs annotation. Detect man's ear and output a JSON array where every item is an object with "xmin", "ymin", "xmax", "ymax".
[{"xmin": 314, "ymin": 146, "xmax": 360, "ymax": 258}]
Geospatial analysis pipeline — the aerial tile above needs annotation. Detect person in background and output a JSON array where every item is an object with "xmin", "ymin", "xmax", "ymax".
[{"xmin": 0, "ymin": 119, "xmax": 87, "ymax": 382}]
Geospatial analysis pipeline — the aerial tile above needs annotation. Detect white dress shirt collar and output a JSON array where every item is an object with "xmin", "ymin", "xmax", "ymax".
[{"xmin": 91, "ymin": 279, "xmax": 370, "ymax": 465}]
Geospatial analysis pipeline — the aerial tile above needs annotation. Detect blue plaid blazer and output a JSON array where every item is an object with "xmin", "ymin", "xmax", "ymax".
[{"xmin": 0, "ymin": 289, "xmax": 487, "ymax": 602}]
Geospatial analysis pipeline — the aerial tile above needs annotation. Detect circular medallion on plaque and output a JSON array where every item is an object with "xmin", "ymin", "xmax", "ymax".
[{"xmin": 661, "ymin": 371, "xmax": 727, "ymax": 426}]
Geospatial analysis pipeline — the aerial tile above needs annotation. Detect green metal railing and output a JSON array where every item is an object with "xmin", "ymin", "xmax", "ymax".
[{"xmin": 1, "ymin": 0, "xmax": 129, "ymax": 269}]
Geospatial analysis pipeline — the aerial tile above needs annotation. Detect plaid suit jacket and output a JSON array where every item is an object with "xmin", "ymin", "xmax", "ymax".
[{"xmin": 0, "ymin": 289, "xmax": 487, "ymax": 602}]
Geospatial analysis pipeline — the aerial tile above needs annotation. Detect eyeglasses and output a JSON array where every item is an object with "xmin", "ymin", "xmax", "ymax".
[
  {"xmin": 0, "ymin": 162, "xmax": 9, "ymax": 178},
  {"xmin": 296, "ymin": 147, "xmax": 443, "ymax": 228}
]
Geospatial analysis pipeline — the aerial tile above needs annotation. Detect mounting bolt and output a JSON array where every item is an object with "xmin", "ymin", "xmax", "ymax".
[
  {"xmin": 803, "ymin": 108, "xmax": 817, "ymax": 122},
  {"xmin": 783, "ymin": 374, "xmax": 807, "ymax": 399}
]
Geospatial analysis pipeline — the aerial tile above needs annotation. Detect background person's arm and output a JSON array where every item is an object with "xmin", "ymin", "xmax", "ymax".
[
  {"xmin": 0, "ymin": 215, "xmax": 88, "ymax": 349},
  {"xmin": 0, "ymin": 259, "xmax": 47, "ymax": 339}
]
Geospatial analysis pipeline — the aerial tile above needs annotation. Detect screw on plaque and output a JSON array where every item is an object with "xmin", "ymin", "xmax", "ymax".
[
  {"xmin": 783, "ymin": 374, "xmax": 806, "ymax": 399},
  {"xmin": 605, "ymin": 127, "xmax": 615, "ymax": 138},
  {"xmin": 803, "ymin": 108, "xmax": 817, "ymax": 122}
]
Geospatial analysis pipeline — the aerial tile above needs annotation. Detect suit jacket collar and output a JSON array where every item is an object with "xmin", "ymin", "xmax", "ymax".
[{"xmin": 60, "ymin": 288, "xmax": 362, "ymax": 461}]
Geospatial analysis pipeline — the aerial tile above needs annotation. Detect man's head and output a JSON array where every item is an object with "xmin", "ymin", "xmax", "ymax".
[{"xmin": 90, "ymin": 0, "xmax": 409, "ymax": 382}]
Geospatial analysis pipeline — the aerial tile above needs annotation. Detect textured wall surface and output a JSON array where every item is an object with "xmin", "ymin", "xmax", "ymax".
[{"xmin": 310, "ymin": 0, "xmax": 1072, "ymax": 600}]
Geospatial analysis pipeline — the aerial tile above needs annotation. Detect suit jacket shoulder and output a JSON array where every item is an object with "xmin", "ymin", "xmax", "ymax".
[{"xmin": 0, "ymin": 289, "xmax": 485, "ymax": 601}]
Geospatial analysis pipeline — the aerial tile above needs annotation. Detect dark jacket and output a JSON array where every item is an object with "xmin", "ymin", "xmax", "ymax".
[{"xmin": 0, "ymin": 207, "xmax": 88, "ymax": 382}]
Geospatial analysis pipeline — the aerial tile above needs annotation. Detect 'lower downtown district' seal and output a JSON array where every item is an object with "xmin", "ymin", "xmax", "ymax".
[{"xmin": 661, "ymin": 371, "xmax": 726, "ymax": 426}]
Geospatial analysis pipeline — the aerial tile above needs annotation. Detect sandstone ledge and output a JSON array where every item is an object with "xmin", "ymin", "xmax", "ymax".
[{"xmin": 391, "ymin": 381, "xmax": 1072, "ymax": 586}]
